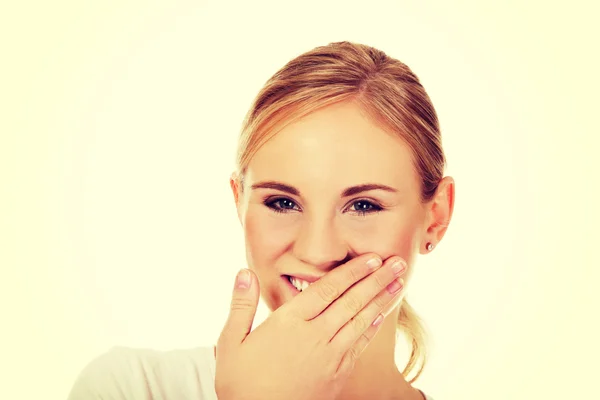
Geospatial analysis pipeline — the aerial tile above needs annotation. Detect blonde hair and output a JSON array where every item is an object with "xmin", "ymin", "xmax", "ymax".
[{"xmin": 234, "ymin": 41, "xmax": 445, "ymax": 383}]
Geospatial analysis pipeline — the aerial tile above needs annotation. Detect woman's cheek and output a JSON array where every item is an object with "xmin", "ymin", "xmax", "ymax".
[
  {"xmin": 379, "ymin": 226, "xmax": 421, "ymax": 317},
  {"xmin": 347, "ymin": 218, "xmax": 418, "ymax": 266},
  {"xmin": 242, "ymin": 210, "xmax": 289, "ymax": 310},
  {"xmin": 243, "ymin": 210, "xmax": 295, "ymax": 267},
  {"xmin": 350, "ymin": 221, "xmax": 419, "ymax": 317}
]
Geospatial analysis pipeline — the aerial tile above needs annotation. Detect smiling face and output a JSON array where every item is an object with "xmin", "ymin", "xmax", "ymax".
[{"xmin": 231, "ymin": 100, "xmax": 430, "ymax": 316}]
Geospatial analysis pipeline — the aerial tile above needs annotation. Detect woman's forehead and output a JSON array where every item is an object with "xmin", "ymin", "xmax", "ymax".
[{"xmin": 246, "ymin": 102, "xmax": 418, "ymax": 194}]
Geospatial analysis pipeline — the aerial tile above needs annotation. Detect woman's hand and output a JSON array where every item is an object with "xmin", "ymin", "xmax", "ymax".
[{"xmin": 214, "ymin": 253, "xmax": 407, "ymax": 400}]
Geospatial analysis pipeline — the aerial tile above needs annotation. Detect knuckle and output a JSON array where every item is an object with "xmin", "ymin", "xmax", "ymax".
[
  {"xmin": 229, "ymin": 297, "xmax": 254, "ymax": 311},
  {"xmin": 359, "ymin": 331, "xmax": 370, "ymax": 346},
  {"xmin": 350, "ymin": 313, "xmax": 368, "ymax": 332},
  {"xmin": 347, "ymin": 346, "xmax": 359, "ymax": 364},
  {"xmin": 372, "ymin": 271, "xmax": 387, "ymax": 290},
  {"xmin": 337, "ymin": 354, "xmax": 354, "ymax": 378},
  {"xmin": 372, "ymin": 294, "xmax": 388, "ymax": 309},
  {"xmin": 342, "ymin": 293, "xmax": 363, "ymax": 315},
  {"xmin": 348, "ymin": 263, "xmax": 364, "ymax": 283},
  {"xmin": 317, "ymin": 281, "xmax": 340, "ymax": 303},
  {"xmin": 323, "ymin": 348, "xmax": 341, "ymax": 375}
]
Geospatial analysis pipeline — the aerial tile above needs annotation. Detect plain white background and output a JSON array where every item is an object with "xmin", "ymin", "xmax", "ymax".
[{"xmin": 1, "ymin": 1, "xmax": 598, "ymax": 399}]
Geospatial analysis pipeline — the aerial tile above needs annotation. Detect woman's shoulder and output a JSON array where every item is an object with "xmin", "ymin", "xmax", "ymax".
[{"xmin": 67, "ymin": 345, "xmax": 217, "ymax": 400}]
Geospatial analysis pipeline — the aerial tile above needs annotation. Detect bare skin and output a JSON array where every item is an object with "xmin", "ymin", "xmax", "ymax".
[
  {"xmin": 216, "ymin": 253, "xmax": 414, "ymax": 400},
  {"xmin": 220, "ymin": 100, "xmax": 454, "ymax": 399}
]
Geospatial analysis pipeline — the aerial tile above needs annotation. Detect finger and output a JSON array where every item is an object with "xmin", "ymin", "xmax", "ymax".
[
  {"xmin": 290, "ymin": 253, "xmax": 383, "ymax": 321},
  {"xmin": 313, "ymin": 257, "xmax": 406, "ymax": 341},
  {"xmin": 335, "ymin": 313, "xmax": 386, "ymax": 377},
  {"xmin": 327, "ymin": 257, "xmax": 406, "ymax": 351},
  {"xmin": 217, "ymin": 269, "xmax": 260, "ymax": 351}
]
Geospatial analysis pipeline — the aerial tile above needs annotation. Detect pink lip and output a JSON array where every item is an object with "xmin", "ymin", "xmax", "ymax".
[{"xmin": 286, "ymin": 273, "xmax": 324, "ymax": 283}]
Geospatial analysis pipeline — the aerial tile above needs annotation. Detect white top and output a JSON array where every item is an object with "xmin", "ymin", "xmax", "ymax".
[{"xmin": 68, "ymin": 346, "xmax": 434, "ymax": 399}]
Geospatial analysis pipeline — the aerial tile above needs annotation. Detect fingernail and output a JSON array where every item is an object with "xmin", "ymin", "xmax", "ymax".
[
  {"xmin": 372, "ymin": 314, "xmax": 384, "ymax": 327},
  {"xmin": 386, "ymin": 278, "xmax": 404, "ymax": 295},
  {"xmin": 366, "ymin": 256, "xmax": 382, "ymax": 270},
  {"xmin": 236, "ymin": 269, "xmax": 251, "ymax": 290},
  {"xmin": 390, "ymin": 258, "xmax": 407, "ymax": 275}
]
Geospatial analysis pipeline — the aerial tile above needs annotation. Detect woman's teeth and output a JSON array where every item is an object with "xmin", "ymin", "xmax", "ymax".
[{"xmin": 289, "ymin": 276, "xmax": 311, "ymax": 292}]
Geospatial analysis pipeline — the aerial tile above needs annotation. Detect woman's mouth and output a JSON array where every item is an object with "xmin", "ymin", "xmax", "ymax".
[{"xmin": 282, "ymin": 275, "xmax": 313, "ymax": 293}]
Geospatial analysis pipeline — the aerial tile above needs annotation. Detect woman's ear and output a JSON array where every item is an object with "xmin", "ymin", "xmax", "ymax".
[
  {"xmin": 421, "ymin": 176, "xmax": 455, "ymax": 253},
  {"xmin": 229, "ymin": 172, "xmax": 243, "ymax": 224}
]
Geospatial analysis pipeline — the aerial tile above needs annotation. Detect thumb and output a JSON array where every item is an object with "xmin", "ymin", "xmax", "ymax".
[{"xmin": 218, "ymin": 268, "xmax": 260, "ymax": 348}]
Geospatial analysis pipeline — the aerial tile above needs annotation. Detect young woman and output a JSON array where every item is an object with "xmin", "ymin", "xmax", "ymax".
[{"xmin": 68, "ymin": 41, "xmax": 454, "ymax": 400}]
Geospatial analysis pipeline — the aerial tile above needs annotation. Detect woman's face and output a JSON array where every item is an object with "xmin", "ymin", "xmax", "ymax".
[{"xmin": 232, "ymin": 101, "xmax": 429, "ymax": 316}]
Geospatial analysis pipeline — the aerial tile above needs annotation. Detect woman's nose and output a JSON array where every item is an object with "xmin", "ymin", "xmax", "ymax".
[{"xmin": 291, "ymin": 216, "xmax": 348, "ymax": 270}]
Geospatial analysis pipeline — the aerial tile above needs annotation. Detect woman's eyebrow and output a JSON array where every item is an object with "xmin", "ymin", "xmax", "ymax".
[
  {"xmin": 341, "ymin": 183, "xmax": 397, "ymax": 197},
  {"xmin": 250, "ymin": 181, "xmax": 397, "ymax": 197},
  {"xmin": 251, "ymin": 181, "xmax": 300, "ymax": 196}
]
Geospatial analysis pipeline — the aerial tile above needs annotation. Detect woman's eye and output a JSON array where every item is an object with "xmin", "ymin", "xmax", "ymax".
[
  {"xmin": 350, "ymin": 200, "xmax": 382, "ymax": 215},
  {"xmin": 265, "ymin": 198, "xmax": 298, "ymax": 213},
  {"xmin": 265, "ymin": 198, "xmax": 382, "ymax": 216}
]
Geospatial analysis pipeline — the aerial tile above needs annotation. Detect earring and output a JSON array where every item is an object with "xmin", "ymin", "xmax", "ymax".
[{"xmin": 426, "ymin": 242, "xmax": 434, "ymax": 252}]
